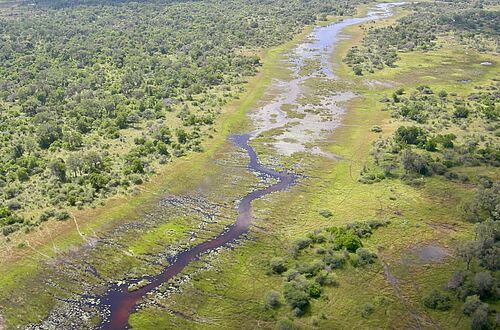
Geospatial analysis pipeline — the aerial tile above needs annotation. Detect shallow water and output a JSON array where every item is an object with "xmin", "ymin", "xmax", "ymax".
[{"xmin": 251, "ymin": 2, "xmax": 404, "ymax": 157}]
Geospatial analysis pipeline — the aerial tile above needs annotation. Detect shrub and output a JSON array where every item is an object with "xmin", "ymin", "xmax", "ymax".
[
  {"xmin": 473, "ymin": 272, "xmax": 493, "ymax": 299},
  {"xmin": 346, "ymin": 222, "xmax": 372, "ymax": 238},
  {"xmin": 306, "ymin": 282, "xmax": 322, "ymax": 298},
  {"xmin": 331, "ymin": 229, "xmax": 362, "ymax": 252},
  {"xmin": 470, "ymin": 304, "xmax": 492, "ymax": 330},
  {"xmin": 323, "ymin": 252, "xmax": 346, "ymax": 269},
  {"xmin": 463, "ymin": 295, "xmax": 482, "ymax": 316},
  {"xmin": 354, "ymin": 248, "xmax": 377, "ymax": 267},
  {"xmin": 311, "ymin": 316, "xmax": 319, "ymax": 326},
  {"xmin": 366, "ymin": 219, "xmax": 390, "ymax": 230},
  {"xmin": 297, "ymin": 260, "xmax": 323, "ymax": 277},
  {"xmin": 283, "ymin": 282, "xmax": 310, "ymax": 311},
  {"xmin": 315, "ymin": 270, "xmax": 338, "ymax": 287},
  {"xmin": 319, "ymin": 209, "xmax": 333, "ymax": 218},
  {"xmin": 422, "ymin": 289, "xmax": 451, "ymax": 310},
  {"xmin": 283, "ymin": 269, "xmax": 300, "ymax": 282},
  {"xmin": 55, "ymin": 210, "xmax": 70, "ymax": 221},
  {"xmin": 293, "ymin": 238, "xmax": 312, "ymax": 251},
  {"xmin": 277, "ymin": 319, "xmax": 298, "ymax": 330},
  {"xmin": 361, "ymin": 303, "xmax": 375, "ymax": 318},
  {"xmin": 453, "ymin": 106, "xmax": 470, "ymax": 119},
  {"xmin": 270, "ymin": 257, "xmax": 287, "ymax": 274},
  {"xmin": 395, "ymin": 126, "xmax": 428, "ymax": 146},
  {"xmin": 446, "ymin": 271, "xmax": 466, "ymax": 291},
  {"xmin": 265, "ymin": 290, "xmax": 281, "ymax": 309}
]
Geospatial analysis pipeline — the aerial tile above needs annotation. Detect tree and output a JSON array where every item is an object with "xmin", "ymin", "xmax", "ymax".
[
  {"xmin": 470, "ymin": 304, "xmax": 492, "ymax": 330},
  {"xmin": 48, "ymin": 159, "xmax": 66, "ymax": 182},
  {"xmin": 270, "ymin": 257, "xmax": 287, "ymax": 274},
  {"xmin": 473, "ymin": 272, "xmax": 493, "ymax": 299},
  {"xmin": 395, "ymin": 126, "xmax": 427, "ymax": 145},
  {"xmin": 457, "ymin": 241, "xmax": 479, "ymax": 270},
  {"xmin": 422, "ymin": 289, "xmax": 451, "ymax": 310},
  {"xmin": 283, "ymin": 281, "xmax": 310, "ymax": 311},
  {"xmin": 462, "ymin": 295, "xmax": 481, "ymax": 316},
  {"xmin": 264, "ymin": 291, "xmax": 281, "ymax": 309}
]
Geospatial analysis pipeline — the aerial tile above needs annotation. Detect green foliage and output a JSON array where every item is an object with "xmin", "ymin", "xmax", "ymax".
[
  {"xmin": 422, "ymin": 289, "xmax": 451, "ymax": 311},
  {"xmin": 353, "ymin": 248, "xmax": 377, "ymax": 267},
  {"xmin": 323, "ymin": 252, "xmax": 346, "ymax": 269},
  {"xmin": 462, "ymin": 295, "xmax": 482, "ymax": 316},
  {"xmin": 270, "ymin": 257, "xmax": 288, "ymax": 274},
  {"xmin": 283, "ymin": 280, "xmax": 310, "ymax": 311},
  {"xmin": 306, "ymin": 282, "xmax": 322, "ymax": 299},
  {"xmin": 360, "ymin": 303, "xmax": 374, "ymax": 318},
  {"xmin": 470, "ymin": 304, "xmax": 492, "ymax": 330},
  {"xmin": 265, "ymin": 290, "xmax": 282, "ymax": 309},
  {"xmin": 267, "ymin": 221, "xmax": 386, "ymax": 318},
  {"xmin": 330, "ymin": 228, "xmax": 362, "ymax": 252},
  {"xmin": 318, "ymin": 209, "xmax": 333, "ymax": 218},
  {"xmin": 370, "ymin": 83, "xmax": 499, "ymax": 185}
]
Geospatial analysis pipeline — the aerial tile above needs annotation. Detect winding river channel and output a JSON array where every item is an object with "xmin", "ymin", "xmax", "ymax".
[{"xmin": 97, "ymin": 3, "xmax": 403, "ymax": 329}]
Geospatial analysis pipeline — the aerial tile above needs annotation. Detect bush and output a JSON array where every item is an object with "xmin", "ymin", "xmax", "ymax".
[
  {"xmin": 463, "ymin": 295, "xmax": 482, "ymax": 316},
  {"xmin": 422, "ymin": 289, "xmax": 451, "ymax": 310},
  {"xmin": 283, "ymin": 282, "xmax": 310, "ymax": 311},
  {"xmin": 319, "ymin": 209, "xmax": 333, "ymax": 218},
  {"xmin": 446, "ymin": 271, "xmax": 466, "ymax": 291},
  {"xmin": 297, "ymin": 260, "xmax": 323, "ymax": 277},
  {"xmin": 306, "ymin": 282, "xmax": 322, "ymax": 298},
  {"xmin": 276, "ymin": 319, "xmax": 298, "ymax": 330},
  {"xmin": 366, "ymin": 219, "xmax": 390, "ymax": 230},
  {"xmin": 395, "ymin": 126, "xmax": 428, "ymax": 146},
  {"xmin": 292, "ymin": 307, "xmax": 305, "ymax": 317},
  {"xmin": 470, "ymin": 304, "xmax": 492, "ymax": 330},
  {"xmin": 265, "ymin": 290, "xmax": 281, "ymax": 309},
  {"xmin": 473, "ymin": 272, "xmax": 493, "ymax": 299},
  {"xmin": 346, "ymin": 222, "xmax": 372, "ymax": 238},
  {"xmin": 283, "ymin": 269, "xmax": 300, "ymax": 282},
  {"xmin": 354, "ymin": 248, "xmax": 377, "ymax": 267},
  {"xmin": 361, "ymin": 303, "xmax": 375, "ymax": 318},
  {"xmin": 331, "ymin": 229, "xmax": 362, "ymax": 252},
  {"xmin": 55, "ymin": 210, "xmax": 70, "ymax": 221},
  {"xmin": 293, "ymin": 238, "xmax": 312, "ymax": 251},
  {"xmin": 315, "ymin": 271, "xmax": 338, "ymax": 287},
  {"xmin": 323, "ymin": 252, "xmax": 346, "ymax": 269},
  {"xmin": 270, "ymin": 257, "xmax": 287, "ymax": 274}
]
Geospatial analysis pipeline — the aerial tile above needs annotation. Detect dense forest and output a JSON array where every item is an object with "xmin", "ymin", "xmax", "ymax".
[{"xmin": 0, "ymin": 0, "xmax": 365, "ymax": 236}]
